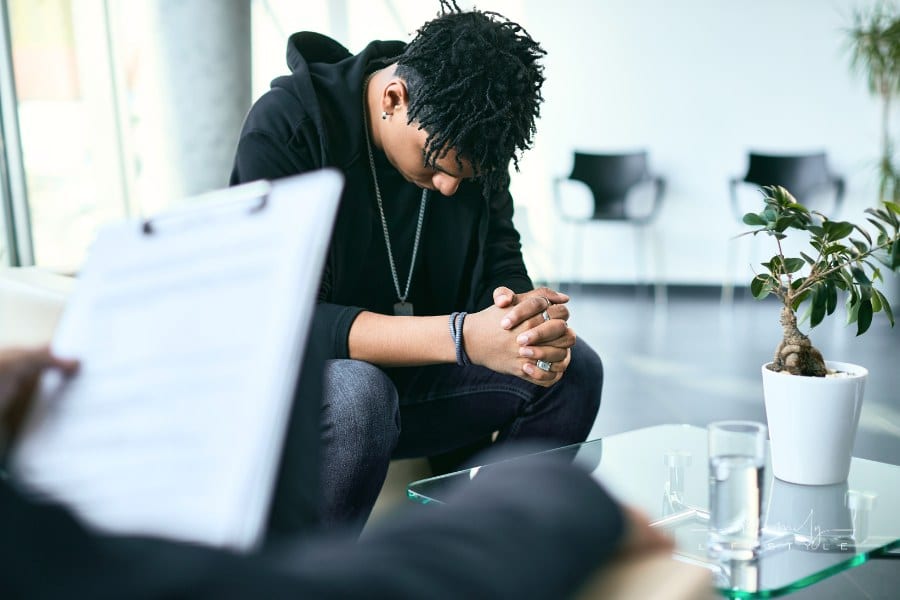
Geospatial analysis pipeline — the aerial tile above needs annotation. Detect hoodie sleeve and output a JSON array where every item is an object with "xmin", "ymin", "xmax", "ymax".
[
  {"xmin": 0, "ymin": 453, "xmax": 626, "ymax": 599},
  {"xmin": 260, "ymin": 450, "xmax": 627, "ymax": 599},
  {"xmin": 474, "ymin": 188, "xmax": 534, "ymax": 309},
  {"xmin": 230, "ymin": 128, "xmax": 316, "ymax": 186},
  {"xmin": 231, "ymin": 118, "xmax": 363, "ymax": 360}
]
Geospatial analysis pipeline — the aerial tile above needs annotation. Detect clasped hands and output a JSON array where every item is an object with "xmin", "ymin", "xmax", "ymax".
[{"xmin": 466, "ymin": 286, "xmax": 575, "ymax": 387}]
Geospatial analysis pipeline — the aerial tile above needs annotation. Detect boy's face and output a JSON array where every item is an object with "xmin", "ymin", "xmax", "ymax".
[{"xmin": 382, "ymin": 109, "xmax": 476, "ymax": 197}]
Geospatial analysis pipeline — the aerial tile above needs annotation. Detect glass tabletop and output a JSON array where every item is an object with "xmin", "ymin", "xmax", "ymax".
[{"xmin": 407, "ymin": 424, "xmax": 900, "ymax": 598}]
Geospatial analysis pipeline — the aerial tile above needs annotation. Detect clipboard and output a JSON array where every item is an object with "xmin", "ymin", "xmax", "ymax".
[{"xmin": 10, "ymin": 169, "xmax": 343, "ymax": 551}]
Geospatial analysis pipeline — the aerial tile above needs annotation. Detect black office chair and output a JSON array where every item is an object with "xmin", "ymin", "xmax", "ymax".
[
  {"xmin": 729, "ymin": 152, "xmax": 845, "ymax": 221},
  {"xmin": 553, "ymin": 151, "xmax": 667, "ymax": 304},
  {"xmin": 723, "ymin": 151, "xmax": 846, "ymax": 305}
]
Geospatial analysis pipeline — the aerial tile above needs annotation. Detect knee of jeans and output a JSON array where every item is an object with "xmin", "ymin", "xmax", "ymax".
[
  {"xmin": 323, "ymin": 360, "xmax": 401, "ymax": 454},
  {"xmin": 568, "ymin": 341, "xmax": 604, "ymax": 416}
]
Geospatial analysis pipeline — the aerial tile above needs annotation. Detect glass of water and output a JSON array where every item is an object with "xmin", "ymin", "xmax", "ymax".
[{"xmin": 707, "ymin": 420, "xmax": 767, "ymax": 559}]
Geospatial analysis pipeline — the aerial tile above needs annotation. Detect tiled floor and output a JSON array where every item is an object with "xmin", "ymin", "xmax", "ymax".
[
  {"xmin": 571, "ymin": 283, "xmax": 899, "ymax": 600},
  {"xmin": 372, "ymin": 283, "xmax": 899, "ymax": 597}
]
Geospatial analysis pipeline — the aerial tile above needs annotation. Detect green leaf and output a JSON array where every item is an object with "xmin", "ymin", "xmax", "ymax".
[
  {"xmin": 791, "ymin": 289, "xmax": 811, "ymax": 310},
  {"xmin": 847, "ymin": 297, "xmax": 861, "ymax": 324},
  {"xmin": 857, "ymin": 298, "xmax": 874, "ymax": 335},
  {"xmin": 873, "ymin": 248, "xmax": 894, "ymax": 268},
  {"xmin": 773, "ymin": 217, "xmax": 794, "ymax": 232},
  {"xmin": 870, "ymin": 208, "xmax": 890, "ymax": 222},
  {"xmin": 851, "ymin": 266, "xmax": 872, "ymax": 285},
  {"xmin": 839, "ymin": 269, "xmax": 855, "ymax": 290},
  {"xmin": 867, "ymin": 217, "xmax": 888, "ymax": 237},
  {"xmin": 824, "ymin": 221, "xmax": 855, "ymax": 240},
  {"xmin": 860, "ymin": 284, "xmax": 872, "ymax": 301},
  {"xmin": 763, "ymin": 208, "xmax": 778, "ymax": 223},
  {"xmin": 853, "ymin": 224, "xmax": 873, "ymax": 244},
  {"xmin": 885, "ymin": 201, "xmax": 900, "ymax": 215},
  {"xmin": 743, "ymin": 213, "xmax": 766, "ymax": 226},
  {"xmin": 851, "ymin": 239, "xmax": 869, "ymax": 254},
  {"xmin": 875, "ymin": 289, "xmax": 896, "ymax": 327},
  {"xmin": 892, "ymin": 240, "xmax": 900, "ymax": 269},
  {"xmin": 826, "ymin": 279, "xmax": 838, "ymax": 314},
  {"xmin": 800, "ymin": 252, "xmax": 817, "ymax": 265},
  {"xmin": 864, "ymin": 262, "xmax": 883, "ymax": 282},
  {"xmin": 750, "ymin": 275, "xmax": 771, "ymax": 299},
  {"xmin": 810, "ymin": 286, "xmax": 827, "ymax": 328},
  {"xmin": 824, "ymin": 243, "xmax": 850, "ymax": 256},
  {"xmin": 783, "ymin": 257, "xmax": 805, "ymax": 273},
  {"xmin": 872, "ymin": 290, "xmax": 883, "ymax": 312},
  {"xmin": 808, "ymin": 225, "xmax": 825, "ymax": 237}
]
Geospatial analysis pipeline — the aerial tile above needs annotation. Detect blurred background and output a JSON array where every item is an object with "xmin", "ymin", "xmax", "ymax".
[
  {"xmin": 0, "ymin": 0, "xmax": 891, "ymax": 288},
  {"xmin": 1, "ymin": 3, "xmax": 897, "ymax": 596}
]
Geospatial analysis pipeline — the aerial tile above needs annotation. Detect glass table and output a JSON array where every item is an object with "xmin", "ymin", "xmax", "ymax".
[{"xmin": 407, "ymin": 424, "xmax": 900, "ymax": 598}]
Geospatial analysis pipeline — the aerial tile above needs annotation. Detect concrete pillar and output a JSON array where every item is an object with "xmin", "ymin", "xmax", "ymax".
[{"xmin": 134, "ymin": 0, "xmax": 251, "ymax": 212}]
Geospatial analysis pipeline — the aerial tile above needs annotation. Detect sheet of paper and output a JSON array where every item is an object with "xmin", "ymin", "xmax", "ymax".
[{"xmin": 11, "ymin": 169, "xmax": 342, "ymax": 550}]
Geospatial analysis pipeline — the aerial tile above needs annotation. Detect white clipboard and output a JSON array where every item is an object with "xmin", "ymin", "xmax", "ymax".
[{"xmin": 11, "ymin": 169, "xmax": 343, "ymax": 551}]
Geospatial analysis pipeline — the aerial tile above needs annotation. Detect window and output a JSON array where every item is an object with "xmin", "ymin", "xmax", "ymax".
[
  {"xmin": 1, "ymin": 0, "xmax": 524, "ymax": 272},
  {"xmin": 6, "ymin": 0, "xmax": 132, "ymax": 271}
]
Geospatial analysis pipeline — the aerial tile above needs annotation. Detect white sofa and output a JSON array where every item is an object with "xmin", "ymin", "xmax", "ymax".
[{"xmin": 0, "ymin": 267, "xmax": 73, "ymax": 347}]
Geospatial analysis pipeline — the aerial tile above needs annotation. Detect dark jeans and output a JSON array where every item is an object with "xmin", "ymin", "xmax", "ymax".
[{"xmin": 316, "ymin": 340, "xmax": 604, "ymax": 532}]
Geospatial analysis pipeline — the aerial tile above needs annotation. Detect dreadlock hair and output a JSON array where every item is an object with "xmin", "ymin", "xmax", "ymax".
[{"xmin": 396, "ymin": 0, "xmax": 546, "ymax": 195}]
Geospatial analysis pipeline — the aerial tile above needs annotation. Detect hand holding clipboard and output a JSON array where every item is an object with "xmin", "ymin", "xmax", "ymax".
[{"xmin": 11, "ymin": 169, "xmax": 342, "ymax": 551}]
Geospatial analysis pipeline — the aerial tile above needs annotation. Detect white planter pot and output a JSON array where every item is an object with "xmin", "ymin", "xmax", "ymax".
[{"xmin": 761, "ymin": 361, "xmax": 867, "ymax": 486}]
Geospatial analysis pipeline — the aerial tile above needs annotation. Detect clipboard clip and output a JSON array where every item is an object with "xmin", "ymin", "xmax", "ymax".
[{"xmin": 141, "ymin": 180, "xmax": 273, "ymax": 235}]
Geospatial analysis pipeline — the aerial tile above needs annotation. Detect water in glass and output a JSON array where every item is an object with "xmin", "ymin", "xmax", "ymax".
[{"xmin": 708, "ymin": 454, "xmax": 763, "ymax": 559}]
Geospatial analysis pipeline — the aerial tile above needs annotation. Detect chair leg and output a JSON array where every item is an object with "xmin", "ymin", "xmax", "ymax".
[
  {"xmin": 650, "ymin": 226, "xmax": 667, "ymax": 309},
  {"xmin": 542, "ymin": 209, "xmax": 562, "ymax": 291},
  {"xmin": 721, "ymin": 233, "xmax": 736, "ymax": 308},
  {"xmin": 570, "ymin": 222, "xmax": 585, "ymax": 296},
  {"xmin": 634, "ymin": 225, "xmax": 648, "ymax": 300},
  {"xmin": 634, "ymin": 225, "xmax": 665, "ymax": 307}
]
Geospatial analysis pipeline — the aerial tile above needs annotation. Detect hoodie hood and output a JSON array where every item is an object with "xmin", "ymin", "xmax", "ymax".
[{"xmin": 272, "ymin": 32, "xmax": 406, "ymax": 169}]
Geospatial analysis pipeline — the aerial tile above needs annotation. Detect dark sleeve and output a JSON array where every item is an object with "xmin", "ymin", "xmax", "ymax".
[
  {"xmin": 475, "ymin": 188, "xmax": 534, "ymax": 309},
  {"xmin": 0, "ymin": 455, "xmax": 624, "ymax": 598},
  {"xmin": 231, "ymin": 126, "xmax": 363, "ymax": 360},
  {"xmin": 229, "ymin": 89, "xmax": 322, "ymax": 185},
  {"xmin": 269, "ymin": 452, "xmax": 627, "ymax": 599},
  {"xmin": 0, "ymin": 480, "xmax": 237, "ymax": 599},
  {"xmin": 230, "ymin": 130, "xmax": 312, "ymax": 185}
]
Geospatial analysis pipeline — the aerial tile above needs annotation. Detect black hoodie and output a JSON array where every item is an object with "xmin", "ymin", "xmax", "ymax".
[{"xmin": 231, "ymin": 33, "xmax": 533, "ymax": 359}]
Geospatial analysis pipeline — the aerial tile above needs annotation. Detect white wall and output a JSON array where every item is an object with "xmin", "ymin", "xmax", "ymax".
[
  {"xmin": 251, "ymin": 0, "xmax": 886, "ymax": 286},
  {"xmin": 513, "ymin": 0, "xmax": 887, "ymax": 285}
]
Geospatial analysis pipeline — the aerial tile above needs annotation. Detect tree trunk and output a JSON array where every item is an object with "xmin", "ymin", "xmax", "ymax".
[{"xmin": 770, "ymin": 306, "xmax": 827, "ymax": 377}]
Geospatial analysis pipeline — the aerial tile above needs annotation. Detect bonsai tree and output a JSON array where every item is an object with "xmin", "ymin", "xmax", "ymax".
[
  {"xmin": 847, "ymin": 1, "xmax": 900, "ymax": 202},
  {"xmin": 742, "ymin": 186, "xmax": 900, "ymax": 376}
]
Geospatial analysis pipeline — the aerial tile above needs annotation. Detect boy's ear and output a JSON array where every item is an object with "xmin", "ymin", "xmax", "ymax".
[{"xmin": 382, "ymin": 77, "xmax": 410, "ymax": 114}]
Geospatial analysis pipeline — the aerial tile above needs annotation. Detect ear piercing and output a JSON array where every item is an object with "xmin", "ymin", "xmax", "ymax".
[{"xmin": 381, "ymin": 111, "xmax": 390, "ymax": 120}]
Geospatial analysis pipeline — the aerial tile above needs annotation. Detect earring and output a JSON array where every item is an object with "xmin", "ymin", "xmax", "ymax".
[{"xmin": 381, "ymin": 111, "xmax": 390, "ymax": 120}]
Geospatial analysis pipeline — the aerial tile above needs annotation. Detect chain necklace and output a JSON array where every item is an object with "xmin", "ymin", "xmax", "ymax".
[{"xmin": 362, "ymin": 73, "xmax": 428, "ymax": 316}]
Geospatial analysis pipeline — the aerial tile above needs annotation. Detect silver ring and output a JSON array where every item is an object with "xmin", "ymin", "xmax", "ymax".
[
  {"xmin": 541, "ymin": 309, "xmax": 551, "ymax": 322},
  {"xmin": 541, "ymin": 296, "xmax": 552, "ymax": 309},
  {"xmin": 536, "ymin": 359, "xmax": 552, "ymax": 372}
]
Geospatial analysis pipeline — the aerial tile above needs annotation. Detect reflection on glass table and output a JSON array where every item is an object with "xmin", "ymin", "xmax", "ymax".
[{"xmin": 407, "ymin": 425, "xmax": 900, "ymax": 598}]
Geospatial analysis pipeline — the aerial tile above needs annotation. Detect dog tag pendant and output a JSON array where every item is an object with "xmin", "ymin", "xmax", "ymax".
[{"xmin": 393, "ymin": 301, "xmax": 414, "ymax": 316}]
